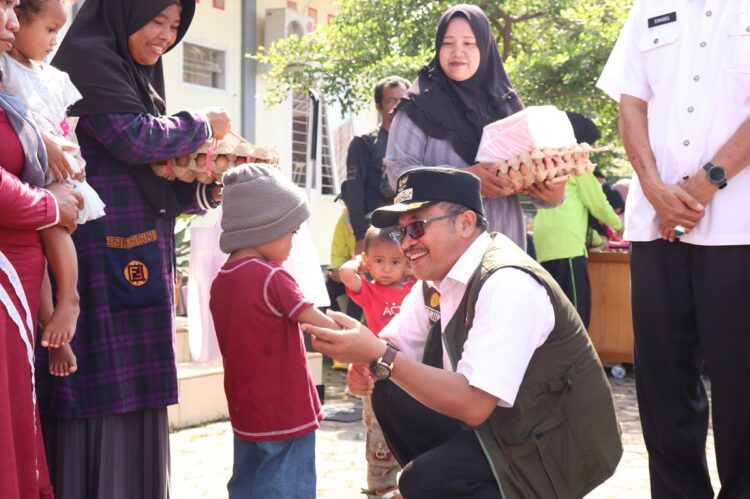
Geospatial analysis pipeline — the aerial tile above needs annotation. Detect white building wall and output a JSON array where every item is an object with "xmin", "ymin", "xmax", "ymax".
[{"xmin": 162, "ymin": 1, "xmax": 242, "ymax": 120}]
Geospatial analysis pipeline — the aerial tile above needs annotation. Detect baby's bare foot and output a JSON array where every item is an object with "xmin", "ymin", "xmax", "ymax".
[
  {"xmin": 41, "ymin": 299, "xmax": 79, "ymax": 347},
  {"xmin": 49, "ymin": 344, "xmax": 77, "ymax": 377}
]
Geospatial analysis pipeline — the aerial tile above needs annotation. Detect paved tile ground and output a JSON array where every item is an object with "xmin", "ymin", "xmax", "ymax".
[{"xmin": 171, "ymin": 363, "xmax": 718, "ymax": 498}]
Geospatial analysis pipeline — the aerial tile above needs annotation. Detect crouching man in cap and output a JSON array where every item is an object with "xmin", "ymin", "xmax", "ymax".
[{"xmin": 303, "ymin": 167, "xmax": 622, "ymax": 499}]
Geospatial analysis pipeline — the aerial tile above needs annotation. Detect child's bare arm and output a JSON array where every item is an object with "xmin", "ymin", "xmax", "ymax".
[
  {"xmin": 39, "ymin": 226, "xmax": 80, "ymax": 347},
  {"xmin": 297, "ymin": 305, "xmax": 341, "ymax": 330},
  {"xmin": 339, "ymin": 255, "xmax": 364, "ymax": 294}
]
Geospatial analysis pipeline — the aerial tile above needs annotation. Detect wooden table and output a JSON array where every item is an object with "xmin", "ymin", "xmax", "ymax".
[{"xmin": 587, "ymin": 251, "xmax": 634, "ymax": 364}]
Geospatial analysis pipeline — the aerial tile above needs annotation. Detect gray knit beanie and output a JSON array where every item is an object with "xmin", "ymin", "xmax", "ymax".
[{"xmin": 219, "ymin": 163, "xmax": 310, "ymax": 253}]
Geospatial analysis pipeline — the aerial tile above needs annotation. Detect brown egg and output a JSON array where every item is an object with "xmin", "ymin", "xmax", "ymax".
[
  {"xmin": 176, "ymin": 168, "xmax": 196, "ymax": 183},
  {"xmin": 214, "ymin": 155, "xmax": 229, "ymax": 171},
  {"xmin": 195, "ymin": 153, "xmax": 207, "ymax": 168}
]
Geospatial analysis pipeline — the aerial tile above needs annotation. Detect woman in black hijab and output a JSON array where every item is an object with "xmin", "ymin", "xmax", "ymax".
[
  {"xmin": 37, "ymin": 2, "xmax": 230, "ymax": 498},
  {"xmin": 386, "ymin": 4, "xmax": 564, "ymax": 250}
]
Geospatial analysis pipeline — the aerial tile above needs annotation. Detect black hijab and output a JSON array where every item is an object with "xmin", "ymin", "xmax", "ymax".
[
  {"xmin": 397, "ymin": 4, "xmax": 523, "ymax": 165},
  {"xmin": 52, "ymin": 0, "xmax": 196, "ymax": 217}
]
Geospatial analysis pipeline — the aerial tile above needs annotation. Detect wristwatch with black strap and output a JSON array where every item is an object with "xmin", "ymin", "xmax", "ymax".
[
  {"xmin": 702, "ymin": 162, "xmax": 727, "ymax": 190},
  {"xmin": 369, "ymin": 343, "xmax": 399, "ymax": 381}
]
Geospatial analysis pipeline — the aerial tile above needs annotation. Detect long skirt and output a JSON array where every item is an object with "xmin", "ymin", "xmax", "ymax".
[{"xmin": 42, "ymin": 407, "xmax": 170, "ymax": 499}]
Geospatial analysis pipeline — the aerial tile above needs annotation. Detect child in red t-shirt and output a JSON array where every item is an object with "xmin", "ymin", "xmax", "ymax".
[
  {"xmin": 340, "ymin": 226, "xmax": 414, "ymax": 498},
  {"xmin": 210, "ymin": 164, "xmax": 340, "ymax": 499}
]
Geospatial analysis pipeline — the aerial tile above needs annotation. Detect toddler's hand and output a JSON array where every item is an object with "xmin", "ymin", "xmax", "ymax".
[
  {"xmin": 71, "ymin": 152, "xmax": 87, "ymax": 181},
  {"xmin": 347, "ymin": 364, "xmax": 374, "ymax": 396},
  {"xmin": 40, "ymin": 299, "xmax": 79, "ymax": 348},
  {"xmin": 43, "ymin": 135, "xmax": 77, "ymax": 182},
  {"xmin": 355, "ymin": 254, "xmax": 368, "ymax": 274}
]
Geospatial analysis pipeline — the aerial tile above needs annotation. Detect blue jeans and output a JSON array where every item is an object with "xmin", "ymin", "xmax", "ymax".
[{"xmin": 227, "ymin": 432, "xmax": 316, "ymax": 498}]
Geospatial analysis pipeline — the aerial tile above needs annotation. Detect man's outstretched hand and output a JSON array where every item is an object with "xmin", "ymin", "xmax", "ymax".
[{"xmin": 301, "ymin": 310, "xmax": 385, "ymax": 365}]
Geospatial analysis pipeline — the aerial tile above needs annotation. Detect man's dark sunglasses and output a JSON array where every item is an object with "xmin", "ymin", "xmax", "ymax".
[{"xmin": 389, "ymin": 210, "xmax": 466, "ymax": 245}]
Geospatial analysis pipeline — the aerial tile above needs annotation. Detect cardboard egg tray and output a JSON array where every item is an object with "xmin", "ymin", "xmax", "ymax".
[{"xmin": 151, "ymin": 133, "xmax": 279, "ymax": 184}]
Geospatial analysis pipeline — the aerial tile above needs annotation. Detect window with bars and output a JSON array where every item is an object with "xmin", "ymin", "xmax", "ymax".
[
  {"xmin": 182, "ymin": 42, "xmax": 226, "ymax": 90},
  {"xmin": 291, "ymin": 92, "xmax": 309, "ymax": 189},
  {"xmin": 291, "ymin": 91, "xmax": 336, "ymax": 195},
  {"xmin": 320, "ymin": 109, "xmax": 335, "ymax": 195}
]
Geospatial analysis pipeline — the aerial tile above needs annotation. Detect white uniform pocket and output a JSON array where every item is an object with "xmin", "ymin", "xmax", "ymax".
[
  {"xmin": 638, "ymin": 22, "xmax": 681, "ymax": 86},
  {"xmin": 724, "ymin": 14, "xmax": 750, "ymax": 74}
]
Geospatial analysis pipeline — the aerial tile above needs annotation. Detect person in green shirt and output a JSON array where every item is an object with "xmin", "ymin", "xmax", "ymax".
[
  {"xmin": 532, "ymin": 113, "xmax": 623, "ymax": 327},
  {"xmin": 330, "ymin": 208, "xmax": 357, "ymax": 271}
]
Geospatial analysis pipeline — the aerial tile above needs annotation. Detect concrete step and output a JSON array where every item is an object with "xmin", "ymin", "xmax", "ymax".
[
  {"xmin": 175, "ymin": 317, "xmax": 190, "ymax": 363},
  {"xmin": 168, "ymin": 352, "xmax": 325, "ymax": 430},
  {"xmin": 169, "ymin": 362, "xmax": 227, "ymax": 430}
]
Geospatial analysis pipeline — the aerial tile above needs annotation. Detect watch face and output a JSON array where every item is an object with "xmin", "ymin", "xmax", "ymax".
[
  {"xmin": 708, "ymin": 167, "xmax": 725, "ymax": 182},
  {"xmin": 370, "ymin": 362, "xmax": 392, "ymax": 381}
]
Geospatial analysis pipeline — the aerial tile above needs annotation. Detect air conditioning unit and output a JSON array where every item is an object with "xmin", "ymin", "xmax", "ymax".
[{"xmin": 264, "ymin": 7, "xmax": 315, "ymax": 48}]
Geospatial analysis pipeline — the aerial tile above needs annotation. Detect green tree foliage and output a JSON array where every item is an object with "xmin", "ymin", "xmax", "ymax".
[{"xmin": 254, "ymin": 0, "xmax": 632, "ymax": 176}]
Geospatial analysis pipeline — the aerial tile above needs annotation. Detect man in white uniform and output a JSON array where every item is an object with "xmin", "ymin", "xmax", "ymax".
[
  {"xmin": 598, "ymin": 2, "xmax": 750, "ymax": 497},
  {"xmin": 303, "ymin": 167, "xmax": 621, "ymax": 498}
]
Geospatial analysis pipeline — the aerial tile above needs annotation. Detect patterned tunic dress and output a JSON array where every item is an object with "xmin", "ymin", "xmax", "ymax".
[{"xmin": 35, "ymin": 112, "xmax": 212, "ymax": 418}]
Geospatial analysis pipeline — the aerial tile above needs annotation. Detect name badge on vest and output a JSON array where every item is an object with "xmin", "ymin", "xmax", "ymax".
[
  {"xmin": 424, "ymin": 287, "xmax": 441, "ymax": 327},
  {"xmin": 648, "ymin": 12, "xmax": 676, "ymax": 28}
]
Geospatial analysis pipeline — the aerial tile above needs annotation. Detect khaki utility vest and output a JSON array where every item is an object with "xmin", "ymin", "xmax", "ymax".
[{"xmin": 435, "ymin": 233, "xmax": 622, "ymax": 499}]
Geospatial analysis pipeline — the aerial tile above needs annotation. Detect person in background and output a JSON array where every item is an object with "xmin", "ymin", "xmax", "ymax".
[
  {"xmin": 0, "ymin": 1, "xmax": 82, "ymax": 496},
  {"xmin": 612, "ymin": 179, "xmax": 629, "ymax": 213},
  {"xmin": 343, "ymin": 76, "xmax": 410, "ymax": 255},
  {"xmin": 532, "ymin": 113, "xmax": 623, "ymax": 328},
  {"xmin": 38, "ymin": 1, "xmax": 231, "ymax": 497},
  {"xmin": 589, "ymin": 168, "xmax": 625, "ymax": 242},
  {"xmin": 385, "ymin": 4, "xmax": 564, "ymax": 251},
  {"xmin": 339, "ymin": 226, "xmax": 414, "ymax": 499},
  {"xmin": 593, "ymin": 168, "xmax": 625, "ymax": 214},
  {"xmin": 599, "ymin": 2, "xmax": 750, "ymax": 496},
  {"xmin": 210, "ymin": 163, "xmax": 341, "ymax": 499}
]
